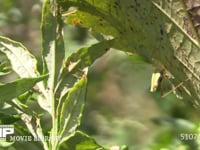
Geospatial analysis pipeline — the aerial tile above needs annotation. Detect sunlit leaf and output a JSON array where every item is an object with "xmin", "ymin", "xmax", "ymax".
[
  {"xmin": 0, "ymin": 36, "xmax": 39, "ymax": 78},
  {"xmin": 41, "ymin": 0, "xmax": 65, "ymax": 89},
  {"xmin": 58, "ymin": 75, "xmax": 87, "ymax": 144}
]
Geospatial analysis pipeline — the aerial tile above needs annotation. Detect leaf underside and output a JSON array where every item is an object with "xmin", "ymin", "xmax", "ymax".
[{"xmin": 61, "ymin": 0, "xmax": 200, "ymax": 108}]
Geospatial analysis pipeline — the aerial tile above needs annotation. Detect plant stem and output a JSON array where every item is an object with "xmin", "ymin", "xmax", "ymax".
[{"xmin": 50, "ymin": 93, "xmax": 58, "ymax": 150}]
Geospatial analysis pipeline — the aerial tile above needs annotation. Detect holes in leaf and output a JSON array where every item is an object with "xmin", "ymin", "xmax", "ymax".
[
  {"xmin": 114, "ymin": 0, "xmax": 121, "ymax": 9},
  {"xmin": 114, "ymin": 1, "xmax": 119, "ymax": 6},
  {"xmin": 105, "ymin": 48, "xmax": 109, "ymax": 51},
  {"xmin": 134, "ymin": 0, "xmax": 140, "ymax": 7},
  {"xmin": 164, "ymin": 55, "xmax": 169, "ymax": 61},
  {"xmin": 160, "ymin": 28, "xmax": 164, "ymax": 35},
  {"xmin": 99, "ymin": 18, "xmax": 103, "ymax": 22},
  {"xmin": 130, "ymin": 5, "xmax": 134, "ymax": 9},
  {"xmin": 160, "ymin": 25, "xmax": 164, "ymax": 39},
  {"xmin": 130, "ymin": 26, "xmax": 134, "ymax": 32},
  {"xmin": 119, "ymin": 31, "xmax": 123, "ymax": 35},
  {"xmin": 134, "ymin": 7, "xmax": 138, "ymax": 12},
  {"xmin": 72, "ymin": 18, "xmax": 83, "ymax": 26},
  {"xmin": 99, "ymin": 22, "xmax": 104, "ymax": 26}
]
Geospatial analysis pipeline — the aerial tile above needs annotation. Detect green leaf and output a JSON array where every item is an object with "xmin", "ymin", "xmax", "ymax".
[
  {"xmin": 64, "ymin": 2, "xmax": 119, "ymax": 37},
  {"xmin": 0, "ymin": 141, "xmax": 14, "ymax": 147},
  {"xmin": 0, "ymin": 36, "xmax": 47, "ymax": 97},
  {"xmin": 0, "ymin": 36, "xmax": 39, "ymax": 78},
  {"xmin": 41, "ymin": 0, "xmax": 65, "ymax": 89},
  {"xmin": 61, "ymin": 0, "xmax": 200, "ymax": 107},
  {"xmin": 59, "ymin": 131, "xmax": 104, "ymax": 150},
  {"xmin": 0, "ymin": 75, "xmax": 47, "ymax": 103},
  {"xmin": 55, "ymin": 40, "xmax": 113, "ymax": 95},
  {"xmin": 58, "ymin": 75, "xmax": 87, "ymax": 144},
  {"xmin": 0, "ymin": 61, "xmax": 11, "ymax": 76},
  {"xmin": 65, "ymin": 40, "xmax": 112, "ymax": 70},
  {"xmin": 0, "ymin": 113, "xmax": 20, "ymax": 124}
]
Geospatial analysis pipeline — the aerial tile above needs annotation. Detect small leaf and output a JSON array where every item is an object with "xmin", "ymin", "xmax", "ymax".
[
  {"xmin": 17, "ymin": 91, "xmax": 33, "ymax": 104},
  {"xmin": 150, "ymin": 72, "xmax": 162, "ymax": 92},
  {"xmin": 65, "ymin": 40, "xmax": 112, "ymax": 69},
  {"xmin": 58, "ymin": 75, "xmax": 87, "ymax": 144},
  {"xmin": 0, "ymin": 61, "xmax": 11, "ymax": 76},
  {"xmin": 59, "ymin": 131, "xmax": 104, "ymax": 150},
  {"xmin": 0, "ymin": 75, "xmax": 47, "ymax": 103},
  {"xmin": 56, "ymin": 40, "xmax": 113, "ymax": 95},
  {"xmin": 0, "ymin": 36, "xmax": 39, "ymax": 78},
  {"xmin": 0, "ymin": 141, "xmax": 14, "ymax": 147}
]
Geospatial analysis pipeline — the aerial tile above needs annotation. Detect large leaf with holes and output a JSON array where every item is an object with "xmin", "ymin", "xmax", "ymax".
[{"xmin": 60, "ymin": 0, "xmax": 200, "ymax": 108}]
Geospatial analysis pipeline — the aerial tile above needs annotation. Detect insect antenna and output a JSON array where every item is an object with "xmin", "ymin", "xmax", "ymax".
[{"xmin": 161, "ymin": 77, "xmax": 190, "ymax": 98}]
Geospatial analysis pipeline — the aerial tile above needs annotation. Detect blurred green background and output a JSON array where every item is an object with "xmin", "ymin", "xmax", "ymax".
[{"xmin": 0, "ymin": 0, "xmax": 200, "ymax": 149}]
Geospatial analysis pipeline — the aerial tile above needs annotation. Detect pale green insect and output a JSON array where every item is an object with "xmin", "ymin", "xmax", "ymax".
[
  {"xmin": 150, "ymin": 68, "xmax": 174, "ymax": 96},
  {"xmin": 150, "ymin": 59, "xmax": 173, "ymax": 92},
  {"xmin": 150, "ymin": 71, "xmax": 162, "ymax": 92},
  {"xmin": 150, "ymin": 60, "xmax": 187, "ymax": 99}
]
